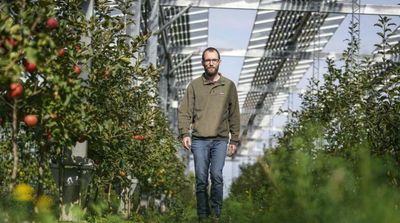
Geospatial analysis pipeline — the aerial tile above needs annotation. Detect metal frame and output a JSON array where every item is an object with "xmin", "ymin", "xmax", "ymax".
[{"xmin": 161, "ymin": 0, "xmax": 400, "ymax": 16}]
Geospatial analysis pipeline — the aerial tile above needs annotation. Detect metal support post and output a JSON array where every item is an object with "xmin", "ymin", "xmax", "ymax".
[
  {"xmin": 153, "ymin": 3, "xmax": 192, "ymax": 35},
  {"xmin": 72, "ymin": 0, "xmax": 94, "ymax": 158},
  {"xmin": 158, "ymin": 5, "xmax": 170, "ymax": 114},
  {"xmin": 350, "ymin": 0, "xmax": 361, "ymax": 69},
  {"xmin": 145, "ymin": 0, "xmax": 159, "ymax": 65},
  {"xmin": 126, "ymin": 0, "xmax": 142, "ymax": 64},
  {"xmin": 312, "ymin": 11, "xmax": 322, "ymax": 94}
]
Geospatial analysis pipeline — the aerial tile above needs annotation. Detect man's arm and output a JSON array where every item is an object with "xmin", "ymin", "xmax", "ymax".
[
  {"xmin": 228, "ymin": 83, "xmax": 240, "ymax": 146},
  {"xmin": 178, "ymin": 84, "xmax": 194, "ymax": 149},
  {"xmin": 227, "ymin": 84, "xmax": 240, "ymax": 156}
]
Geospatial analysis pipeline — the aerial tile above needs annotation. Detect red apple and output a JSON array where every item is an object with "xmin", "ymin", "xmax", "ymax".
[
  {"xmin": 57, "ymin": 48, "xmax": 65, "ymax": 57},
  {"xmin": 46, "ymin": 17, "xmax": 58, "ymax": 29},
  {"xmin": 8, "ymin": 82, "xmax": 23, "ymax": 98},
  {"xmin": 5, "ymin": 38, "xmax": 17, "ymax": 47},
  {"xmin": 73, "ymin": 65, "xmax": 81, "ymax": 75},
  {"xmin": 132, "ymin": 135, "xmax": 145, "ymax": 141},
  {"xmin": 24, "ymin": 114, "xmax": 38, "ymax": 127},
  {"xmin": 24, "ymin": 60, "xmax": 37, "ymax": 73}
]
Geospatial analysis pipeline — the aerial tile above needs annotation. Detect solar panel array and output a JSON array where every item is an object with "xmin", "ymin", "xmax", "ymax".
[
  {"xmin": 238, "ymin": 1, "xmax": 345, "ymax": 139},
  {"xmin": 160, "ymin": 6, "xmax": 209, "ymax": 100}
]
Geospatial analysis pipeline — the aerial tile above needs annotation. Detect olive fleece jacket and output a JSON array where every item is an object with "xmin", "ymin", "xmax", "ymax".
[{"xmin": 178, "ymin": 73, "xmax": 240, "ymax": 145}]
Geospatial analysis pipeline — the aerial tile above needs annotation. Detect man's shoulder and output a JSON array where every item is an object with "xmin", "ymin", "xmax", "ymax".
[
  {"xmin": 193, "ymin": 75, "xmax": 204, "ymax": 82},
  {"xmin": 220, "ymin": 75, "xmax": 235, "ymax": 86},
  {"xmin": 189, "ymin": 75, "xmax": 204, "ymax": 86}
]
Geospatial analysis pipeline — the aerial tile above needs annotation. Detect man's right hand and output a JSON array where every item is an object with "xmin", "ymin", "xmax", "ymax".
[{"xmin": 182, "ymin": 136, "xmax": 192, "ymax": 150}]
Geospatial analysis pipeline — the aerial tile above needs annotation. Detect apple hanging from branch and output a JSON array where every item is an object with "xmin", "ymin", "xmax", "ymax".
[
  {"xmin": 23, "ymin": 114, "xmax": 39, "ymax": 127},
  {"xmin": 57, "ymin": 48, "xmax": 65, "ymax": 57},
  {"xmin": 132, "ymin": 135, "xmax": 145, "ymax": 141},
  {"xmin": 46, "ymin": 17, "xmax": 58, "ymax": 29},
  {"xmin": 73, "ymin": 65, "xmax": 81, "ymax": 75},
  {"xmin": 24, "ymin": 60, "xmax": 37, "ymax": 73},
  {"xmin": 8, "ymin": 82, "xmax": 23, "ymax": 98}
]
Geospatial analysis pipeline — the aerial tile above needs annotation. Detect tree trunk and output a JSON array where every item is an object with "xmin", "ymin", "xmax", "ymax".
[{"xmin": 9, "ymin": 99, "xmax": 18, "ymax": 191}]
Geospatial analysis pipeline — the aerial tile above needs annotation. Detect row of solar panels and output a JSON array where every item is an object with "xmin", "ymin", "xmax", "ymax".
[{"xmin": 159, "ymin": 1, "xmax": 346, "ymax": 141}]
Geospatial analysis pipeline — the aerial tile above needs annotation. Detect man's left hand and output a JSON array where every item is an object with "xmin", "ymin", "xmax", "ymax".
[{"xmin": 227, "ymin": 144, "xmax": 237, "ymax": 157}]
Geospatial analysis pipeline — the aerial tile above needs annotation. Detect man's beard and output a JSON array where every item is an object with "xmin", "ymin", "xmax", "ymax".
[{"xmin": 205, "ymin": 66, "xmax": 219, "ymax": 76}]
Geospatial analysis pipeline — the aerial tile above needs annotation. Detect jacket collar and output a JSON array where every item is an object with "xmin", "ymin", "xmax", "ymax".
[{"xmin": 202, "ymin": 73, "xmax": 225, "ymax": 85}]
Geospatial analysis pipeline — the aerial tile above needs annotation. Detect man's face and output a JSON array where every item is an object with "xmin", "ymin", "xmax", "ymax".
[{"xmin": 202, "ymin": 51, "xmax": 220, "ymax": 76}]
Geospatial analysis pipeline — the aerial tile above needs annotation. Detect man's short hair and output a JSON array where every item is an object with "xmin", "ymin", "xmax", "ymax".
[{"xmin": 202, "ymin": 47, "xmax": 220, "ymax": 61}]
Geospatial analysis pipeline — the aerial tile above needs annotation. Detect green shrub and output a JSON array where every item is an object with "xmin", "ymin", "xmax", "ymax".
[{"xmin": 223, "ymin": 127, "xmax": 400, "ymax": 223}]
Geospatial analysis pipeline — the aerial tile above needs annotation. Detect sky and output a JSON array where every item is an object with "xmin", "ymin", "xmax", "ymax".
[
  {"xmin": 208, "ymin": 8, "xmax": 256, "ymax": 84},
  {"xmin": 195, "ymin": 0, "xmax": 400, "ymax": 197}
]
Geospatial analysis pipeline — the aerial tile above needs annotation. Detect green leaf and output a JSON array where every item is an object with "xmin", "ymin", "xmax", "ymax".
[
  {"xmin": 9, "ymin": 24, "xmax": 20, "ymax": 35},
  {"xmin": 25, "ymin": 47, "xmax": 38, "ymax": 63}
]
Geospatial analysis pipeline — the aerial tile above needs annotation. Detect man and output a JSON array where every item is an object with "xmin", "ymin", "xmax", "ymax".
[{"xmin": 178, "ymin": 47, "xmax": 240, "ymax": 222}]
